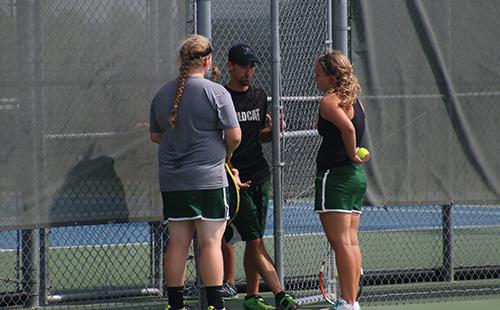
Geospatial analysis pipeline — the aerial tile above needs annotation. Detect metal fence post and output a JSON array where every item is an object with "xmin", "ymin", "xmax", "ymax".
[
  {"xmin": 193, "ymin": 235, "xmax": 207, "ymax": 309},
  {"xmin": 150, "ymin": 222, "xmax": 163, "ymax": 291},
  {"xmin": 21, "ymin": 229, "xmax": 39, "ymax": 308},
  {"xmin": 325, "ymin": 0, "xmax": 333, "ymax": 51},
  {"xmin": 162, "ymin": 224, "xmax": 169, "ymax": 296},
  {"xmin": 194, "ymin": 2, "xmax": 211, "ymax": 308},
  {"xmin": 442, "ymin": 204, "xmax": 454, "ymax": 281},
  {"xmin": 196, "ymin": 0, "xmax": 211, "ymax": 39},
  {"xmin": 271, "ymin": 0, "xmax": 285, "ymax": 285},
  {"xmin": 16, "ymin": 1, "xmax": 40, "ymax": 306},
  {"xmin": 332, "ymin": 0, "xmax": 348, "ymax": 55},
  {"xmin": 39, "ymin": 228, "xmax": 48, "ymax": 306}
]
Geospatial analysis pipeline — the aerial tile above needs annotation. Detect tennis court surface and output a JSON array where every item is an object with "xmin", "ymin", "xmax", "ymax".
[{"xmin": 40, "ymin": 294, "xmax": 500, "ymax": 309}]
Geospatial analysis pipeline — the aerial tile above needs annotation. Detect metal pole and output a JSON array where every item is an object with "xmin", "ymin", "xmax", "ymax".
[
  {"xmin": 193, "ymin": 237, "xmax": 207, "ymax": 309},
  {"xmin": 39, "ymin": 228, "xmax": 48, "ymax": 306},
  {"xmin": 151, "ymin": 222, "xmax": 163, "ymax": 290},
  {"xmin": 21, "ymin": 229, "xmax": 39, "ymax": 308},
  {"xmin": 196, "ymin": 0, "xmax": 211, "ymax": 39},
  {"xmin": 162, "ymin": 224, "xmax": 169, "ymax": 296},
  {"xmin": 442, "ymin": 204, "xmax": 454, "ymax": 281},
  {"xmin": 195, "ymin": 2, "xmax": 211, "ymax": 306},
  {"xmin": 332, "ymin": 0, "xmax": 348, "ymax": 55},
  {"xmin": 34, "ymin": 0, "xmax": 47, "ymax": 305},
  {"xmin": 271, "ymin": 0, "xmax": 284, "ymax": 284},
  {"xmin": 16, "ymin": 1, "xmax": 40, "ymax": 306},
  {"xmin": 193, "ymin": 0, "xmax": 198, "ymax": 34},
  {"xmin": 325, "ymin": 0, "xmax": 333, "ymax": 51}
]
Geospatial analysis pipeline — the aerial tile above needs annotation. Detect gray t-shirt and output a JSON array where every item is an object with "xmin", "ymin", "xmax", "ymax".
[{"xmin": 150, "ymin": 76, "xmax": 239, "ymax": 191}]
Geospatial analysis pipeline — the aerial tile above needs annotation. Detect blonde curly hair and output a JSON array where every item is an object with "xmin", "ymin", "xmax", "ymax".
[
  {"xmin": 169, "ymin": 34, "xmax": 212, "ymax": 127},
  {"xmin": 317, "ymin": 50, "xmax": 360, "ymax": 108}
]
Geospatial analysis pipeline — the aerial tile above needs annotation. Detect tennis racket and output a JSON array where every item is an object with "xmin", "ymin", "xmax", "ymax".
[
  {"xmin": 357, "ymin": 267, "xmax": 364, "ymax": 300},
  {"xmin": 225, "ymin": 163, "xmax": 240, "ymax": 224},
  {"xmin": 319, "ymin": 248, "xmax": 339, "ymax": 305},
  {"xmin": 319, "ymin": 249, "xmax": 364, "ymax": 305}
]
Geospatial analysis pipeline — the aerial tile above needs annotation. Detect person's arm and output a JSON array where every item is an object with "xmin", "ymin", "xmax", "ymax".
[
  {"xmin": 150, "ymin": 132, "xmax": 161, "ymax": 144},
  {"xmin": 224, "ymin": 126, "xmax": 241, "ymax": 162},
  {"xmin": 320, "ymin": 95, "xmax": 357, "ymax": 161},
  {"xmin": 260, "ymin": 113, "xmax": 285, "ymax": 143},
  {"xmin": 356, "ymin": 100, "xmax": 370, "ymax": 163},
  {"xmin": 260, "ymin": 126, "xmax": 272, "ymax": 143},
  {"xmin": 224, "ymin": 126, "xmax": 252, "ymax": 187},
  {"xmin": 226, "ymin": 161, "xmax": 251, "ymax": 188},
  {"xmin": 149, "ymin": 93, "xmax": 162, "ymax": 145}
]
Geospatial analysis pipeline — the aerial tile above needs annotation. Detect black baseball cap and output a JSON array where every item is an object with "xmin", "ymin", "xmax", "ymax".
[{"xmin": 228, "ymin": 44, "xmax": 261, "ymax": 65}]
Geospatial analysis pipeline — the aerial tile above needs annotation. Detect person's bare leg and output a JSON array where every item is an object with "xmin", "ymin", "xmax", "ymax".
[
  {"xmin": 320, "ymin": 212, "xmax": 357, "ymax": 304},
  {"xmin": 164, "ymin": 221, "xmax": 195, "ymax": 286},
  {"xmin": 195, "ymin": 220, "xmax": 226, "ymax": 286},
  {"xmin": 245, "ymin": 238, "xmax": 283, "ymax": 295},
  {"xmin": 243, "ymin": 240, "xmax": 261, "ymax": 296},
  {"xmin": 350, "ymin": 213, "xmax": 362, "ymax": 297}
]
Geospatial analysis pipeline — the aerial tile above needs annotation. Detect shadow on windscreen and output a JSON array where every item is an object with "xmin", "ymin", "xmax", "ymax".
[{"xmin": 49, "ymin": 143, "xmax": 129, "ymax": 226}]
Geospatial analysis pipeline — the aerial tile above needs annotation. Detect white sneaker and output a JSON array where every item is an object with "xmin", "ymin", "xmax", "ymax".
[
  {"xmin": 354, "ymin": 301, "xmax": 361, "ymax": 310},
  {"xmin": 329, "ymin": 298, "xmax": 355, "ymax": 310}
]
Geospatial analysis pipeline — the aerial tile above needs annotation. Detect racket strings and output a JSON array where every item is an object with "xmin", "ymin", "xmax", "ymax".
[{"xmin": 320, "ymin": 250, "xmax": 339, "ymax": 304}]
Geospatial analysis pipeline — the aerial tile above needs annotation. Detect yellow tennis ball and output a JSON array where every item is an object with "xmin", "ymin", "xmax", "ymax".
[{"xmin": 357, "ymin": 147, "xmax": 369, "ymax": 160}]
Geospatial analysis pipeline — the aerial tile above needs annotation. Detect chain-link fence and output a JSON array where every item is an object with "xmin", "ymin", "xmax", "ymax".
[
  {"xmin": 0, "ymin": 222, "xmax": 205, "ymax": 308},
  {"xmin": 1, "ymin": 0, "xmax": 499, "ymax": 308}
]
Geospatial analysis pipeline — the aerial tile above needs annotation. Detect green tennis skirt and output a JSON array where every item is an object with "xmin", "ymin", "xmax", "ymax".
[
  {"xmin": 161, "ymin": 188, "xmax": 229, "ymax": 221},
  {"xmin": 314, "ymin": 165, "xmax": 367, "ymax": 214}
]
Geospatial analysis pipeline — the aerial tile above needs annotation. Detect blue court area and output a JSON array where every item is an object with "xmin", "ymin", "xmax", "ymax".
[
  {"xmin": 0, "ymin": 204, "xmax": 498, "ymax": 249},
  {"xmin": 275, "ymin": 203, "xmax": 500, "ymax": 233}
]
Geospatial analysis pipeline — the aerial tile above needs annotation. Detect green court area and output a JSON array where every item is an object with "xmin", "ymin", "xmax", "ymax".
[
  {"xmin": 39, "ymin": 294, "xmax": 500, "ymax": 309},
  {"xmin": 363, "ymin": 297, "xmax": 500, "ymax": 310},
  {"xmin": 251, "ymin": 226, "xmax": 500, "ymax": 280}
]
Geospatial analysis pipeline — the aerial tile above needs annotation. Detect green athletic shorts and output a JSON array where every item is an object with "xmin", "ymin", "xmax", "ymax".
[
  {"xmin": 161, "ymin": 188, "xmax": 229, "ymax": 221},
  {"xmin": 224, "ymin": 180, "xmax": 270, "ymax": 243},
  {"xmin": 314, "ymin": 165, "xmax": 367, "ymax": 214}
]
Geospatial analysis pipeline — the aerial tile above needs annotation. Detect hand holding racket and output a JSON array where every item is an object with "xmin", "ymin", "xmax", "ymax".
[{"xmin": 225, "ymin": 163, "xmax": 241, "ymax": 224}]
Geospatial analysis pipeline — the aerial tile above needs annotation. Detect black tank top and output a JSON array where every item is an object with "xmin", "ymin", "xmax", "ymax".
[{"xmin": 316, "ymin": 99, "xmax": 365, "ymax": 171}]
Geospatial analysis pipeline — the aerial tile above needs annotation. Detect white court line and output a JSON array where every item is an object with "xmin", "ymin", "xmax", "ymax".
[{"xmin": 0, "ymin": 242, "xmax": 150, "ymax": 252}]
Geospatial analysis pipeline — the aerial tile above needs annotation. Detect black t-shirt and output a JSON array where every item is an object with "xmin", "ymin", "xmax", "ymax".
[
  {"xmin": 316, "ymin": 99, "xmax": 365, "ymax": 171},
  {"xmin": 225, "ymin": 85, "xmax": 270, "ymax": 184}
]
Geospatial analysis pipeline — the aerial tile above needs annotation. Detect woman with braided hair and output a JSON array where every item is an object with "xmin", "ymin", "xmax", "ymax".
[
  {"xmin": 313, "ymin": 51, "xmax": 370, "ymax": 310},
  {"xmin": 150, "ymin": 34, "xmax": 241, "ymax": 310}
]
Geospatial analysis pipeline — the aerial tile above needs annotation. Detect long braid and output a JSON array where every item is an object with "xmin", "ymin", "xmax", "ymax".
[
  {"xmin": 167, "ymin": 34, "xmax": 212, "ymax": 127},
  {"xmin": 168, "ymin": 62, "xmax": 189, "ymax": 127}
]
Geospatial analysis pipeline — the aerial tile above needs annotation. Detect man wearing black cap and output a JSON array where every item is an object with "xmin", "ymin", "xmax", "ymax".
[{"xmin": 222, "ymin": 44, "xmax": 298, "ymax": 310}]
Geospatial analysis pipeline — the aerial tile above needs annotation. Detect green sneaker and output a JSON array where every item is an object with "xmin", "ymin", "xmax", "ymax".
[
  {"xmin": 243, "ymin": 295, "xmax": 275, "ymax": 310},
  {"xmin": 278, "ymin": 293, "xmax": 298, "ymax": 310}
]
